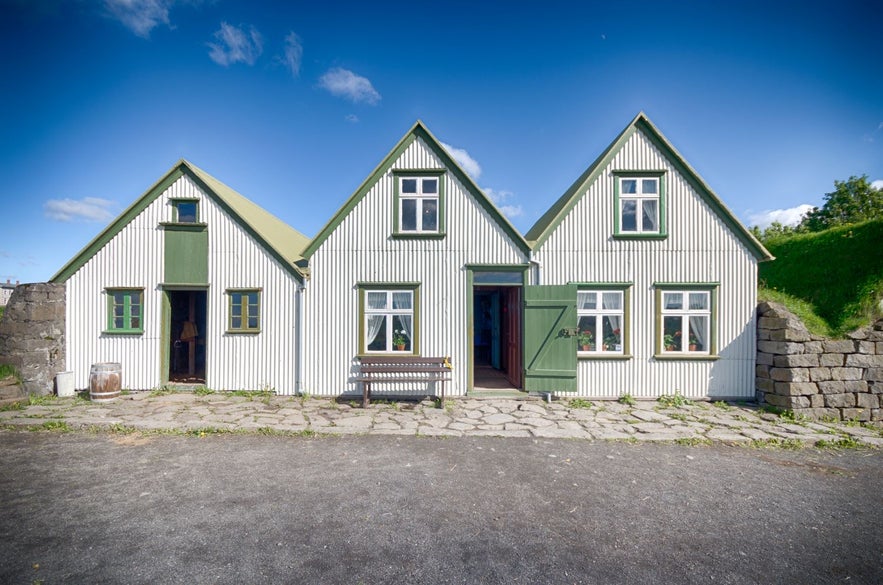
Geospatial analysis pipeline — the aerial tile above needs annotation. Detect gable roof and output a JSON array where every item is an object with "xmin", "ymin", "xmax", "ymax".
[
  {"xmin": 302, "ymin": 120, "xmax": 531, "ymax": 258},
  {"xmin": 525, "ymin": 112, "xmax": 773, "ymax": 261},
  {"xmin": 51, "ymin": 160, "xmax": 310, "ymax": 283}
]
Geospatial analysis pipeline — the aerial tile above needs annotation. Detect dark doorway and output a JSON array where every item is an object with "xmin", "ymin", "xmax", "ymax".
[
  {"xmin": 168, "ymin": 290, "xmax": 207, "ymax": 383},
  {"xmin": 473, "ymin": 286, "xmax": 522, "ymax": 389}
]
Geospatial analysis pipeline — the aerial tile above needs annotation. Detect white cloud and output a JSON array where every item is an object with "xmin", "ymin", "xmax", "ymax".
[
  {"xmin": 208, "ymin": 22, "xmax": 263, "ymax": 67},
  {"xmin": 279, "ymin": 31, "xmax": 303, "ymax": 77},
  {"xmin": 318, "ymin": 68, "xmax": 381, "ymax": 105},
  {"xmin": 483, "ymin": 187, "xmax": 523, "ymax": 219},
  {"xmin": 746, "ymin": 204, "xmax": 814, "ymax": 229},
  {"xmin": 440, "ymin": 142, "xmax": 482, "ymax": 179},
  {"xmin": 44, "ymin": 197, "xmax": 116, "ymax": 222},
  {"xmin": 104, "ymin": 0, "xmax": 172, "ymax": 38},
  {"xmin": 345, "ymin": 114, "xmax": 359, "ymax": 123},
  {"xmin": 871, "ymin": 179, "xmax": 883, "ymax": 190}
]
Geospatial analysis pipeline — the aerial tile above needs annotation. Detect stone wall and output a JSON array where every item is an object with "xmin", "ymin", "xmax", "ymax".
[
  {"xmin": 0, "ymin": 283, "xmax": 66, "ymax": 396},
  {"xmin": 756, "ymin": 302, "xmax": 883, "ymax": 421}
]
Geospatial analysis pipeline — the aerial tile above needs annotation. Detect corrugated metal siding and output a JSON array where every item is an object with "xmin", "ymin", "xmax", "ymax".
[
  {"xmin": 65, "ymin": 174, "xmax": 301, "ymax": 393},
  {"xmin": 304, "ymin": 137, "xmax": 528, "ymax": 396},
  {"xmin": 534, "ymin": 129, "xmax": 758, "ymax": 399}
]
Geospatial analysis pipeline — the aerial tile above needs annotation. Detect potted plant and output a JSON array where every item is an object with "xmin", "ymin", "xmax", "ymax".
[
  {"xmin": 689, "ymin": 333, "xmax": 699, "ymax": 352},
  {"xmin": 663, "ymin": 331, "xmax": 679, "ymax": 351},
  {"xmin": 603, "ymin": 328, "xmax": 621, "ymax": 351},
  {"xmin": 577, "ymin": 330, "xmax": 594, "ymax": 351},
  {"xmin": 393, "ymin": 330, "xmax": 408, "ymax": 351}
]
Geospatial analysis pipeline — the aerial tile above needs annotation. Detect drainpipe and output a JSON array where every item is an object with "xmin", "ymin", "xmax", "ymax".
[
  {"xmin": 295, "ymin": 281, "xmax": 305, "ymax": 395},
  {"xmin": 529, "ymin": 256, "xmax": 542, "ymax": 286}
]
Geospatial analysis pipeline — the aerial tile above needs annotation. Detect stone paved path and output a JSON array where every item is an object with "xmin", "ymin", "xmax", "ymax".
[{"xmin": 1, "ymin": 391, "xmax": 882, "ymax": 447}]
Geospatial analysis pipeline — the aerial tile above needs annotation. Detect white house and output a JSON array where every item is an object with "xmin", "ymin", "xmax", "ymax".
[
  {"xmin": 53, "ymin": 114, "xmax": 771, "ymax": 400},
  {"xmin": 52, "ymin": 161, "xmax": 309, "ymax": 393}
]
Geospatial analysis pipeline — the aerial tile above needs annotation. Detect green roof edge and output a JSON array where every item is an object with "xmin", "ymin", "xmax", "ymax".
[
  {"xmin": 302, "ymin": 120, "xmax": 531, "ymax": 259},
  {"xmin": 52, "ymin": 160, "xmax": 308, "ymax": 283},
  {"xmin": 526, "ymin": 112, "xmax": 773, "ymax": 262}
]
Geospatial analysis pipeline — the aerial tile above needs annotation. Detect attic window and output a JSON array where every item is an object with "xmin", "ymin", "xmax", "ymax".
[
  {"xmin": 613, "ymin": 172, "xmax": 666, "ymax": 239},
  {"xmin": 393, "ymin": 170, "xmax": 446, "ymax": 238},
  {"xmin": 173, "ymin": 200, "xmax": 199, "ymax": 223}
]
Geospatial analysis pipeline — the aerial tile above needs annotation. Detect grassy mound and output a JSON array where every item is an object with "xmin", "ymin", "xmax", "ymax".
[{"xmin": 759, "ymin": 220, "xmax": 883, "ymax": 336}]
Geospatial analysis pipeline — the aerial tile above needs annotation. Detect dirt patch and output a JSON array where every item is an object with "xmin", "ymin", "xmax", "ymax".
[{"xmin": 108, "ymin": 432, "xmax": 155, "ymax": 446}]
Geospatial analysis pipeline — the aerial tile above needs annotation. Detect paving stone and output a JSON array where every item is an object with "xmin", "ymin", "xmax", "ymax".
[
  {"xmin": 590, "ymin": 429, "xmax": 634, "ymax": 440},
  {"xmin": 705, "ymin": 429, "xmax": 753, "ymax": 442},
  {"xmin": 417, "ymin": 427, "xmax": 463, "ymax": 437},
  {"xmin": 632, "ymin": 422, "xmax": 670, "ymax": 433},
  {"xmin": 333, "ymin": 416, "xmax": 374, "ymax": 429},
  {"xmin": 531, "ymin": 427, "xmax": 592, "ymax": 439},
  {"xmin": 631, "ymin": 410, "xmax": 669, "ymax": 422},
  {"xmin": 469, "ymin": 429, "xmax": 532, "ymax": 438},
  {"xmin": 518, "ymin": 417, "xmax": 556, "ymax": 428},
  {"xmin": 447, "ymin": 422, "xmax": 475, "ymax": 431},
  {"xmin": 482, "ymin": 413, "xmax": 516, "ymax": 425}
]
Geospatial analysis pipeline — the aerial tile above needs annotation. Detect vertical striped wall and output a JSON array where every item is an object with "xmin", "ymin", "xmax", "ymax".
[
  {"xmin": 303, "ymin": 137, "xmax": 528, "ymax": 396},
  {"xmin": 65, "ymin": 174, "xmax": 301, "ymax": 393},
  {"xmin": 533, "ymin": 128, "xmax": 759, "ymax": 399}
]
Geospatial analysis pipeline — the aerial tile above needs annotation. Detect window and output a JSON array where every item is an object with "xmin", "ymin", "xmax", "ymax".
[
  {"xmin": 614, "ymin": 172, "xmax": 666, "ymax": 237},
  {"xmin": 172, "ymin": 199, "xmax": 199, "ymax": 223},
  {"xmin": 658, "ymin": 289, "xmax": 713, "ymax": 355},
  {"xmin": 361, "ymin": 287, "xmax": 418, "ymax": 353},
  {"xmin": 106, "ymin": 289, "xmax": 143, "ymax": 333},
  {"xmin": 398, "ymin": 176, "xmax": 440, "ymax": 234},
  {"xmin": 228, "ymin": 289, "xmax": 260, "ymax": 332},
  {"xmin": 577, "ymin": 289, "xmax": 625, "ymax": 355}
]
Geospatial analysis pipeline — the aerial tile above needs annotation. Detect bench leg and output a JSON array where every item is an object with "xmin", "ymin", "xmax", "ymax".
[{"xmin": 363, "ymin": 381, "xmax": 371, "ymax": 408}]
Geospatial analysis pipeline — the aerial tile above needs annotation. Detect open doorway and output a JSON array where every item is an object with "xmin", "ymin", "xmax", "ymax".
[
  {"xmin": 473, "ymin": 286, "xmax": 522, "ymax": 390},
  {"xmin": 167, "ymin": 290, "xmax": 207, "ymax": 383}
]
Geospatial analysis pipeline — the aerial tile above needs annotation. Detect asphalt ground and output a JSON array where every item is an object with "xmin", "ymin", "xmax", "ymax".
[{"xmin": 1, "ymin": 431, "xmax": 881, "ymax": 584}]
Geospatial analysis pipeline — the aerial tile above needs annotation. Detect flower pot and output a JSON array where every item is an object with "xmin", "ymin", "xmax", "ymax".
[
  {"xmin": 580, "ymin": 344, "xmax": 590, "ymax": 351},
  {"xmin": 395, "ymin": 344, "xmax": 405, "ymax": 351},
  {"xmin": 665, "ymin": 345, "xmax": 676, "ymax": 351},
  {"xmin": 689, "ymin": 344, "xmax": 697, "ymax": 351}
]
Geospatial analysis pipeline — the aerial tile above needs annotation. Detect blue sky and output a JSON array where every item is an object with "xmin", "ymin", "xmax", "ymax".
[{"xmin": 1, "ymin": 0, "xmax": 881, "ymax": 284}]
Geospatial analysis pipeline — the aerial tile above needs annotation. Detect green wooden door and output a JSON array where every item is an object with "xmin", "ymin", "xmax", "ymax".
[{"xmin": 523, "ymin": 284, "xmax": 577, "ymax": 393}]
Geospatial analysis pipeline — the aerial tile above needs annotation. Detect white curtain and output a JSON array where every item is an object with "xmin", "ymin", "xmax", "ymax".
[
  {"xmin": 392, "ymin": 292, "xmax": 412, "ymax": 342},
  {"xmin": 689, "ymin": 316, "xmax": 707, "ymax": 350},
  {"xmin": 366, "ymin": 316, "xmax": 384, "ymax": 347},
  {"xmin": 642, "ymin": 200, "xmax": 658, "ymax": 231}
]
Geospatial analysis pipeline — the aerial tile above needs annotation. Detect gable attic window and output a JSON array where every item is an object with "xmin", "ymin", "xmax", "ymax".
[
  {"xmin": 105, "ymin": 288, "xmax": 144, "ymax": 334},
  {"xmin": 613, "ymin": 171, "xmax": 666, "ymax": 238},
  {"xmin": 171, "ymin": 199, "xmax": 199, "ymax": 223},
  {"xmin": 393, "ymin": 170, "xmax": 445, "ymax": 238}
]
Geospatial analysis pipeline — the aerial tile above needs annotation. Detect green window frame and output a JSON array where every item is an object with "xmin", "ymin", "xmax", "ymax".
[
  {"xmin": 654, "ymin": 283, "xmax": 718, "ymax": 360},
  {"xmin": 227, "ymin": 289, "xmax": 261, "ymax": 333},
  {"xmin": 573, "ymin": 283, "xmax": 631, "ymax": 359},
  {"xmin": 171, "ymin": 198, "xmax": 200, "ymax": 223},
  {"xmin": 105, "ymin": 288, "xmax": 144, "ymax": 334},
  {"xmin": 392, "ymin": 170, "xmax": 446, "ymax": 238},
  {"xmin": 358, "ymin": 283, "xmax": 420, "ymax": 355},
  {"xmin": 613, "ymin": 171, "xmax": 667, "ymax": 239}
]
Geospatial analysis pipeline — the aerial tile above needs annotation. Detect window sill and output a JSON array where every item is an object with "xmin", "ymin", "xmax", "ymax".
[
  {"xmin": 654, "ymin": 354, "xmax": 719, "ymax": 361},
  {"xmin": 612, "ymin": 233, "xmax": 667, "ymax": 240},
  {"xmin": 578, "ymin": 354, "xmax": 632, "ymax": 361},
  {"xmin": 102, "ymin": 330, "xmax": 143, "ymax": 336},
  {"xmin": 358, "ymin": 352, "xmax": 418, "ymax": 357},
  {"xmin": 226, "ymin": 329, "xmax": 261, "ymax": 335},
  {"xmin": 391, "ymin": 233, "xmax": 446, "ymax": 240},
  {"xmin": 159, "ymin": 222, "xmax": 208, "ymax": 230}
]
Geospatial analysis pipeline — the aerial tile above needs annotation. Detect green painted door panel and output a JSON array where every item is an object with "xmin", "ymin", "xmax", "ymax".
[
  {"xmin": 523, "ymin": 284, "xmax": 577, "ymax": 393},
  {"xmin": 164, "ymin": 226, "xmax": 208, "ymax": 284}
]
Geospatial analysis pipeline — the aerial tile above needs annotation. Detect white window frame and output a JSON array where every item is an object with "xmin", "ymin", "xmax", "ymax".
[
  {"xmin": 398, "ymin": 176, "xmax": 440, "ymax": 234},
  {"xmin": 362, "ymin": 288, "xmax": 416, "ymax": 354},
  {"xmin": 619, "ymin": 176, "xmax": 660, "ymax": 234},
  {"xmin": 660, "ymin": 290, "xmax": 711, "ymax": 355},
  {"xmin": 577, "ymin": 289, "xmax": 625, "ymax": 356}
]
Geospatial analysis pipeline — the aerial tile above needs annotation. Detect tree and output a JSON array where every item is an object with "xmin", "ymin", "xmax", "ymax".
[{"xmin": 800, "ymin": 175, "xmax": 883, "ymax": 232}]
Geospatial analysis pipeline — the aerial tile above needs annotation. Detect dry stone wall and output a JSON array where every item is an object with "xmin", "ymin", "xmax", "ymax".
[
  {"xmin": 756, "ymin": 301, "xmax": 883, "ymax": 421},
  {"xmin": 0, "ymin": 283, "xmax": 66, "ymax": 396}
]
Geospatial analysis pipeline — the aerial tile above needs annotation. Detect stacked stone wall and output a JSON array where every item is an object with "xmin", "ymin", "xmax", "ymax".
[
  {"xmin": 0, "ymin": 283, "xmax": 66, "ymax": 396},
  {"xmin": 756, "ymin": 302, "xmax": 883, "ymax": 421}
]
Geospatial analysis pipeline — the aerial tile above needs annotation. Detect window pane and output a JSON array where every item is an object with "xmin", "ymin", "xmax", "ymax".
[
  {"xmin": 231, "ymin": 316, "xmax": 241, "ymax": 329},
  {"xmin": 366, "ymin": 292, "xmax": 387, "ymax": 310},
  {"xmin": 621, "ymin": 179, "xmax": 637, "ymax": 194},
  {"xmin": 641, "ymin": 179, "xmax": 658, "ymax": 194},
  {"xmin": 392, "ymin": 315, "xmax": 411, "ymax": 351},
  {"xmin": 177, "ymin": 202, "xmax": 197, "ymax": 222},
  {"xmin": 663, "ymin": 292, "xmax": 682, "ymax": 310},
  {"xmin": 689, "ymin": 293, "xmax": 708, "ymax": 310},
  {"xmin": 130, "ymin": 304, "xmax": 140, "ymax": 317},
  {"xmin": 602, "ymin": 316, "xmax": 622, "ymax": 351},
  {"xmin": 688, "ymin": 316, "xmax": 708, "ymax": 351},
  {"xmin": 473, "ymin": 271, "xmax": 522, "ymax": 284},
  {"xmin": 367, "ymin": 317, "xmax": 387, "ymax": 351},
  {"xmin": 577, "ymin": 291, "xmax": 596, "ymax": 310},
  {"xmin": 114, "ymin": 305, "xmax": 124, "ymax": 317},
  {"xmin": 663, "ymin": 316, "xmax": 682, "ymax": 351},
  {"xmin": 247, "ymin": 292, "xmax": 258, "ymax": 305},
  {"xmin": 131, "ymin": 317, "xmax": 140, "ymax": 329},
  {"xmin": 422, "ymin": 178, "xmax": 438, "ymax": 194},
  {"xmin": 401, "ymin": 199, "xmax": 417, "ymax": 231},
  {"xmin": 391, "ymin": 292, "xmax": 412, "ymax": 310},
  {"xmin": 422, "ymin": 198, "xmax": 438, "ymax": 231},
  {"xmin": 114, "ymin": 293, "xmax": 125, "ymax": 305},
  {"xmin": 641, "ymin": 200, "xmax": 658, "ymax": 232},
  {"xmin": 577, "ymin": 316, "xmax": 596, "ymax": 350},
  {"xmin": 114, "ymin": 317, "xmax": 124, "ymax": 329},
  {"xmin": 601, "ymin": 292, "xmax": 621, "ymax": 310},
  {"xmin": 247, "ymin": 317, "xmax": 258, "ymax": 329},
  {"xmin": 401, "ymin": 179, "xmax": 417, "ymax": 193},
  {"xmin": 232, "ymin": 303, "xmax": 242, "ymax": 317},
  {"xmin": 621, "ymin": 200, "xmax": 637, "ymax": 231}
]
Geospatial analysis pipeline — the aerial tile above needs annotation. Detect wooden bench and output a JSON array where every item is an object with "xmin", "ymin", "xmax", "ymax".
[{"xmin": 356, "ymin": 356, "xmax": 452, "ymax": 408}]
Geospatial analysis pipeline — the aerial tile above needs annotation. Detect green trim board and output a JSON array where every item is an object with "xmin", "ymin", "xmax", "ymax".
[
  {"xmin": 357, "ymin": 283, "xmax": 421, "ymax": 355},
  {"xmin": 525, "ymin": 112, "xmax": 773, "ymax": 262},
  {"xmin": 653, "ymin": 283, "xmax": 719, "ymax": 357},
  {"xmin": 302, "ymin": 121, "xmax": 531, "ymax": 258},
  {"xmin": 51, "ymin": 160, "xmax": 309, "ymax": 284}
]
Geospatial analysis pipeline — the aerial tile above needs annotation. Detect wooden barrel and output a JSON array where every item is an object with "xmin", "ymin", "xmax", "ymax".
[{"xmin": 90, "ymin": 363, "xmax": 122, "ymax": 402}]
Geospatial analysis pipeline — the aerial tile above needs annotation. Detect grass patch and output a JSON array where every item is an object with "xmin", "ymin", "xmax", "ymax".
[
  {"xmin": 815, "ymin": 436, "xmax": 863, "ymax": 449},
  {"xmin": 759, "ymin": 220, "xmax": 883, "ymax": 336},
  {"xmin": 568, "ymin": 398, "xmax": 594, "ymax": 409},
  {"xmin": 674, "ymin": 437, "xmax": 712, "ymax": 447},
  {"xmin": 712, "ymin": 401, "xmax": 731, "ymax": 410},
  {"xmin": 618, "ymin": 393, "xmax": 637, "ymax": 406},
  {"xmin": 35, "ymin": 420, "xmax": 70, "ymax": 432},
  {"xmin": 0, "ymin": 363, "xmax": 20, "ymax": 381},
  {"xmin": 757, "ymin": 287, "xmax": 832, "ymax": 338},
  {"xmin": 0, "ymin": 401, "xmax": 25, "ymax": 412},
  {"xmin": 150, "ymin": 386, "xmax": 176, "ymax": 397},
  {"xmin": 750, "ymin": 438, "xmax": 805, "ymax": 450},
  {"xmin": 657, "ymin": 392, "xmax": 693, "ymax": 408},
  {"xmin": 193, "ymin": 386, "xmax": 214, "ymax": 396}
]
